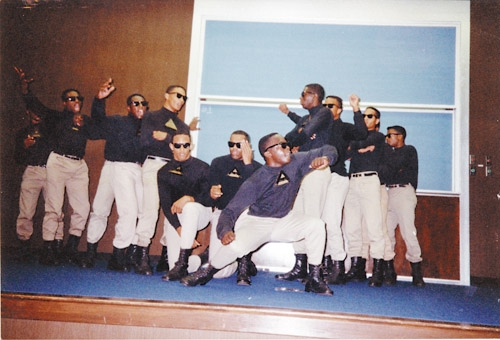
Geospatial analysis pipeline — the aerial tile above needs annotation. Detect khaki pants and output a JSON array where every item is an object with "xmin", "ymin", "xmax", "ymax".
[
  {"xmin": 17, "ymin": 165, "xmax": 63, "ymax": 240},
  {"xmin": 86, "ymin": 161, "xmax": 143, "ymax": 248},
  {"xmin": 133, "ymin": 157, "xmax": 167, "ymax": 247},
  {"xmin": 386, "ymin": 185, "xmax": 422, "ymax": 263},
  {"xmin": 344, "ymin": 173, "xmax": 385, "ymax": 259},
  {"xmin": 42, "ymin": 152, "xmax": 90, "ymax": 241},
  {"xmin": 211, "ymin": 210, "xmax": 325, "ymax": 270}
]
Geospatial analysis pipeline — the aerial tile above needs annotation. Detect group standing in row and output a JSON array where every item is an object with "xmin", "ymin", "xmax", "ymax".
[{"xmin": 13, "ymin": 67, "xmax": 425, "ymax": 297}]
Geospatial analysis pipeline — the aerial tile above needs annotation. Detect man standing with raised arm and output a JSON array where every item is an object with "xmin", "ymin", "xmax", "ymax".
[
  {"xmin": 343, "ymin": 94, "xmax": 387, "ymax": 287},
  {"xmin": 276, "ymin": 83, "xmax": 333, "ymax": 282},
  {"xmin": 80, "ymin": 79, "xmax": 146, "ymax": 272},
  {"xmin": 130, "ymin": 86, "xmax": 190, "ymax": 275},
  {"xmin": 320, "ymin": 95, "xmax": 368, "ymax": 284},
  {"xmin": 15, "ymin": 66, "xmax": 100, "ymax": 266}
]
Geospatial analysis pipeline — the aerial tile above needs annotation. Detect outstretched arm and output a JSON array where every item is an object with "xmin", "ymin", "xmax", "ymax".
[
  {"xmin": 96, "ymin": 78, "xmax": 116, "ymax": 100},
  {"xmin": 14, "ymin": 66, "xmax": 33, "ymax": 95}
]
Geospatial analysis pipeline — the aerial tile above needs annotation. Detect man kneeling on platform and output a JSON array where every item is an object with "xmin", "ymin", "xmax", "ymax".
[{"xmin": 181, "ymin": 132, "xmax": 338, "ymax": 296}]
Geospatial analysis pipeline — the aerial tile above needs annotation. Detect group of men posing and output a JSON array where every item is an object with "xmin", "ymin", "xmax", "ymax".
[{"xmin": 14, "ymin": 66, "xmax": 424, "ymax": 297}]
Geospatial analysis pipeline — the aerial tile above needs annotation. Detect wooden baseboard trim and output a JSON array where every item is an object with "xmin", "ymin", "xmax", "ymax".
[{"xmin": 2, "ymin": 293, "xmax": 498, "ymax": 338}]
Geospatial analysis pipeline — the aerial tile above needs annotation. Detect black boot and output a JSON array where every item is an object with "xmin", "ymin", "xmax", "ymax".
[
  {"xmin": 17, "ymin": 239, "xmax": 31, "ymax": 262},
  {"xmin": 411, "ymin": 261, "xmax": 426, "ymax": 287},
  {"xmin": 368, "ymin": 259, "xmax": 384, "ymax": 287},
  {"xmin": 236, "ymin": 254, "xmax": 256, "ymax": 286},
  {"xmin": 126, "ymin": 244, "xmax": 139, "ymax": 270},
  {"xmin": 107, "ymin": 247, "xmax": 129, "ymax": 272},
  {"xmin": 135, "ymin": 246, "xmax": 153, "ymax": 275},
  {"xmin": 305, "ymin": 264, "xmax": 333, "ymax": 296},
  {"xmin": 162, "ymin": 248, "xmax": 192, "ymax": 281},
  {"xmin": 325, "ymin": 260, "xmax": 347, "ymax": 285},
  {"xmin": 321, "ymin": 255, "xmax": 334, "ymax": 280},
  {"xmin": 79, "ymin": 242, "xmax": 98, "ymax": 268},
  {"xmin": 383, "ymin": 259, "xmax": 397, "ymax": 285},
  {"xmin": 63, "ymin": 234, "xmax": 81, "ymax": 264},
  {"xmin": 53, "ymin": 239, "xmax": 64, "ymax": 262},
  {"xmin": 246, "ymin": 252, "xmax": 258, "ymax": 277},
  {"xmin": 39, "ymin": 240, "xmax": 60, "ymax": 266},
  {"xmin": 181, "ymin": 264, "xmax": 220, "ymax": 287},
  {"xmin": 156, "ymin": 246, "xmax": 169, "ymax": 272},
  {"xmin": 198, "ymin": 246, "xmax": 210, "ymax": 267},
  {"xmin": 345, "ymin": 256, "xmax": 367, "ymax": 282},
  {"xmin": 275, "ymin": 254, "xmax": 308, "ymax": 282}
]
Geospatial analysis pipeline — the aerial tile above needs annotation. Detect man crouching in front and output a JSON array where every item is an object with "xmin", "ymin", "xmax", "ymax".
[{"xmin": 181, "ymin": 132, "xmax": 337, "ymax": 296}]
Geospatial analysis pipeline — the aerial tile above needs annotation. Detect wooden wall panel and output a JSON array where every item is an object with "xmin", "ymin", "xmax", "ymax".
[
  {"xmin": 469, "ymin": 0, "xmax": 500, "ymax": 280},
  {"xmin": 394, "ymin": 195, "xmax": 460, "ymax": 280},
  {"xmin": 0, "ymin": 0, "xmax": 195, "ymax": 256}
]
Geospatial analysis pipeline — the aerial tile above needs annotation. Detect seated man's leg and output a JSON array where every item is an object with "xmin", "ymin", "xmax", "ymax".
[
  {"xmin": 270, "ymin": 211, "xmax": 332, "ymax": 296},
  {"xmin": 181, "ymin": 210, "xmax": 273, "ymax": 286},
  {"xmin": 209, "ymin": 209, "xmax": 238, "ymax": 279},
  {"xmin": 162, "ymin": 202, "xmax": 212, "ymax": 281}
]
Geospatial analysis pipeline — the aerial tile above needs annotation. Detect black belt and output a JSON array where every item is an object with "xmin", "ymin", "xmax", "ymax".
[
  {"xmin": 57, "ymin": 153, "xmax": 81, "ymax": 161},
  {"xmin": 387, "ymin": 184, "xmax": 408, "ymax": 188},
  {"xmin": 147, "ymin": 155, "xmax": 170, "ymax": 162},
  {"xmin": 350, "ymin": 172, "xmax": 377, "ymax": 178},
  {"xmin": 28, "ymin": 164, "xmax": 46, "ymax": 168}
]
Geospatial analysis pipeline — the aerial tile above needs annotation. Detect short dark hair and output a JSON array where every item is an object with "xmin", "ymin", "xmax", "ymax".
[
  {"xmin": 325, "ymin": 95, "xmax": 343, "ymax": 109},
  {"xmin": 166, "ymin": 85, "xmax": 186, "ymax": 94},
  {"xmin": 61, "ymin": 88, "xmax": 80, "ymax": 101},
  {"xmin": 305, "ymin": 83, "xmax": 325, "ymax": 102},
  {"xmin": 366, "ymin": 106, "xmax": 381, "ymax": 119},
  {"xmin": 258, "ymin": 132, "xmax": 279, "ymax": 158},
  {"xmin": 387, "ymin": 125, "xmax": 407, "ymax": 140},
  {"xmin": 231, "ymin": 130, "xmax": 251, "ymax": 143},
  {"xmin": 172, "ymin": 130, "xmax": 191, "ymax": 140},
  {"xmin": 126, "ymin": 93, "xmax": 146, "ymax": 105}
]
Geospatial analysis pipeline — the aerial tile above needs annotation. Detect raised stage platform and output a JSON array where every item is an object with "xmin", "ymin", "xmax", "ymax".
[{"xmin": 2, "ymin": 249, "xmax": 499, "ymax": 338}]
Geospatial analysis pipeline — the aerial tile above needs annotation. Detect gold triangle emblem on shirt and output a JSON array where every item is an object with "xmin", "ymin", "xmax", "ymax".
[
  {"xmin": 169, "ymin": 166, "xmax": 183, "ymax": 176},
  {"xmin": 227, "ymin": 167, "xmax": 242, "ymax": 178},
  {"xmin": 275, "ymin": 171, "xmax": 290, "ymax": 186},
  {"xmin": 165, "ymin": 119, "xmax": 177, "ymax": 130}
]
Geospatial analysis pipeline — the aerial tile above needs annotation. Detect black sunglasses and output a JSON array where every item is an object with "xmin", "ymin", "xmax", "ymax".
[
  {"xmin": 65, "ymin": 96, "xmax": 84, "ymax": 102},
  {"xmin": 131, "ymin": 101, "xmax": 149, "ymax": 107},
  {"xmin": 301, "ymin": 91, "xmax": 315, "ymax": 98},
  {"xmin": 385, "ymin": 133, "xmax": 402, "ymax": 138},
  {"xmin": 228, "ymin": 141, "xmax": 241, "ymax": 148},
  {"xmin": 323, "ymin": 103, "xmax": 338, "ymax": 109},
  {"xmin": 173, "ymin": 142, "xmax": 191, "ymax": 149},
  {"xmin": 265, "ymin": 142, "xmax": 290, "ymax": 152},
  {"xmin": 169, "ymin": 92, "xmax": 188, "ymax": 101},
  {"xmin": 362, "ymin": 114, "xmax": 377, "ymax": 119}
]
